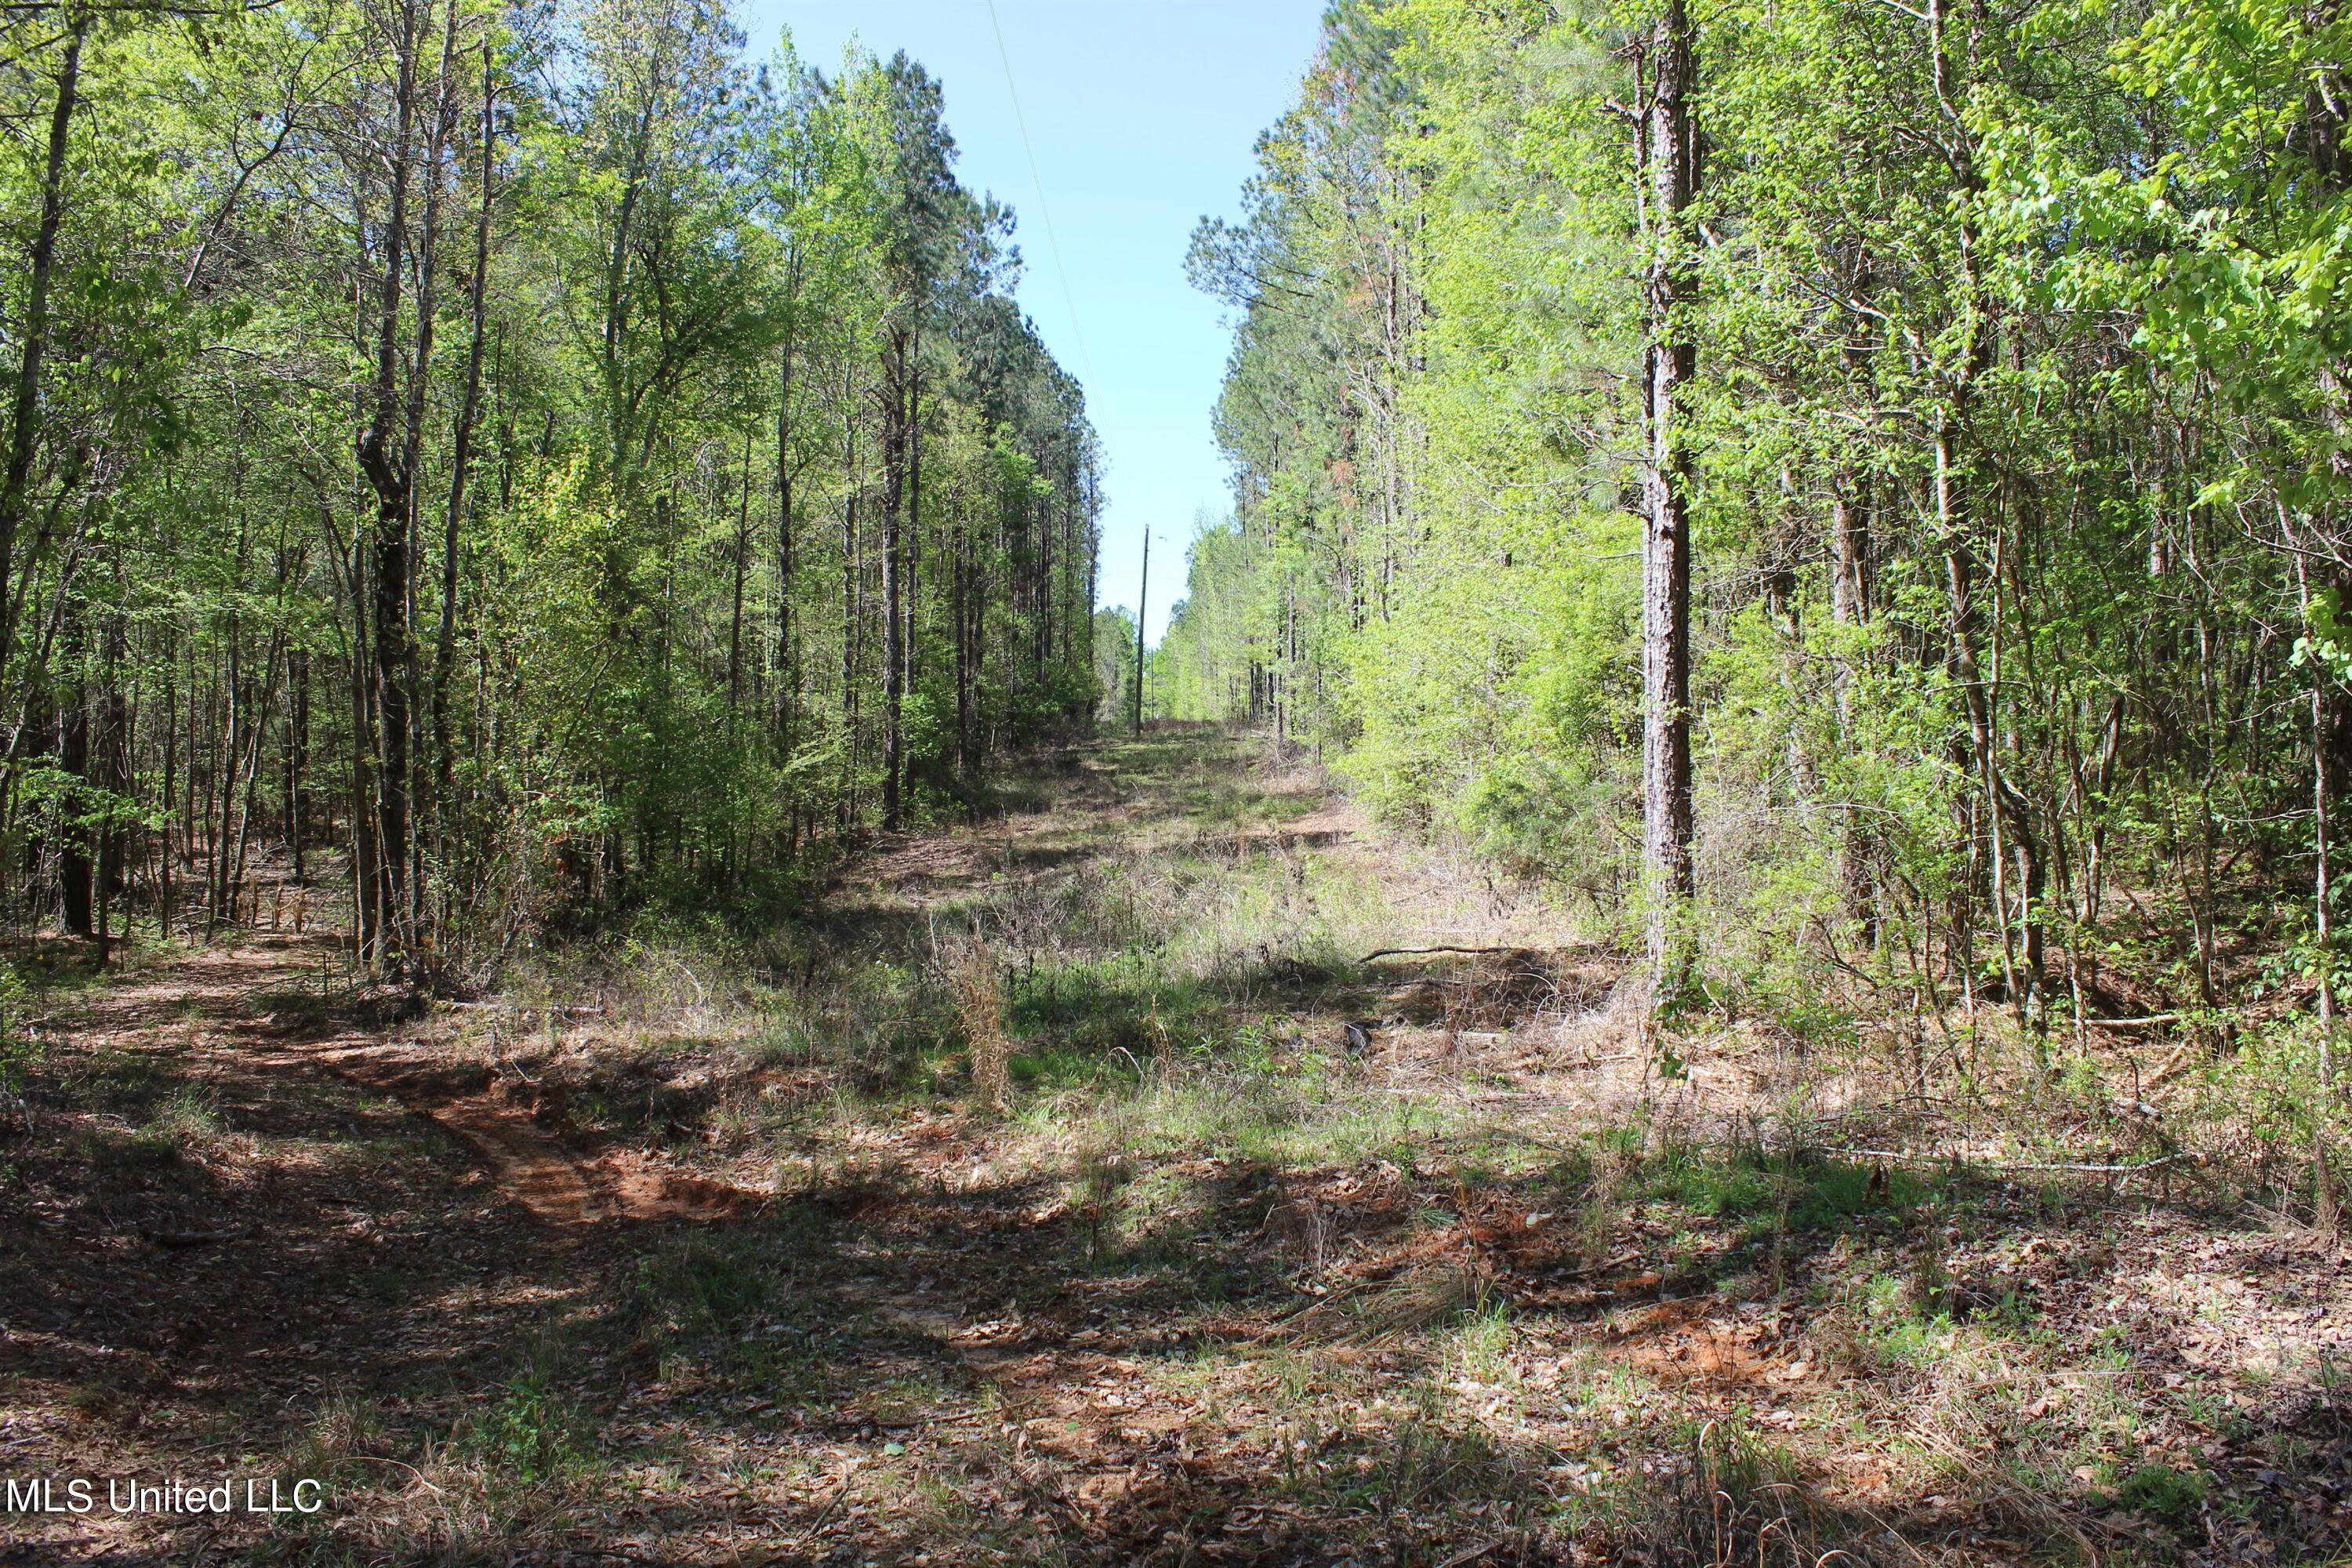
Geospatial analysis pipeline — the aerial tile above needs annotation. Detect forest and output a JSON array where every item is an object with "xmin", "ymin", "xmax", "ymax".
[
  {"xmin": 0, "ymin": 0, "xmax": 1105, "ymax": 972},
  {"xmin": 9, "ymin": 0, "xmax": 2352, "ymax": 1565},
  {"xmin": 1162, "ymin": 0, "xmax": 2352, "ymax": 1097}
]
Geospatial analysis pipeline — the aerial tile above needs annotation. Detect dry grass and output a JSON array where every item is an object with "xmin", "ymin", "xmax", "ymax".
[
  {"xmin": 947, "ymin": 937, "xmax": 1012, "ymax": 1113},
  {"xmin": 11, "ymin": 728, "xmax": 2350, "ymax": 1567}
]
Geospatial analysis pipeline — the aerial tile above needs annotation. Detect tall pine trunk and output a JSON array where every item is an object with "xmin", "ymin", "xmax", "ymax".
[
  {"xmin": 1640, "ymin": 0, "xmax": 1698, "ymax": 1008},
  {"xmin": 880, "ymin": 325, "xmax": 907, "ymax": 833},
  {"xmin": 434, "ymin": 44, "xmax": 496, "ymax": 829},
  {"xmin": 354, "ymin": 0, "xmax": 426, "ymax": 967},
  {"xmin": 1830, "ymin": 482, "xmax": 1874, "ymax": 936},
  {"xmin": 0, "ymin": 19, "xmax": 84, "ymax": 691},
  {"xmin": 775, "ymin": 333, "xmax": 797, "ymax": 757}
]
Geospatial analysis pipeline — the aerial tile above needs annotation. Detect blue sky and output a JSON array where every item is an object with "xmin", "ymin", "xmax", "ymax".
[{"xmin": 735, "ymin": 0, "xmax": 1325, "ymax": 644}]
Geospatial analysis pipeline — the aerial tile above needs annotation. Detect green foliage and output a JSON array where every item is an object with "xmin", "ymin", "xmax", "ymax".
[
  {"xmin": 2118, "ymin": 1461, "xmax": 2209, "ymax": 1522},
  {"xmin": 461, "ymin": 1370, "xmax": 593, "ymax": 1487},
  {"xmin": 1649, "ymin": 1144, "xmax": 1920, "ymax": 1232},
  {"xmin": 0, "ymin": 0, "xmax": 1102, "ymax": 960},
  {"xmin": 1156, "ymin": 0, "xmax": 2352, "ymax": 1154},
  {"xmin": 0, "ymin": 967, "xmax": 33, "ymax": 1100}
]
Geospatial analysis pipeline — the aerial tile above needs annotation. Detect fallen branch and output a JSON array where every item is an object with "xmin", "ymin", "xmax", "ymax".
[
  {"xmin": 1359, "ymin": 945, "xmax": 1512, "ymax": 963},
  {"xmin": 795, "ymin": 1467, "xmax": 857, "ymax": 1547},
  {"xmin": 1835, "ymin": 1149, "xmax": 2197, "ymax": 1176},
  {"xmin": 146, "ymin": 1226, "xmax": 249, "ymax": 1247},
  {"xmin": 341, "ymin": 1454, "xmax": 446, "ymax": 1497}
]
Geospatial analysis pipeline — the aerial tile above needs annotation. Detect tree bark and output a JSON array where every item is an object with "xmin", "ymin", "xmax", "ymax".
[
  {"xmin": 954, "ymin": 492, "xmax": 971, "ymax": 774},
  {"xmin": 1640, "ymin": 0, "xmax": 1699, "ymax": 1007},
  {"xmin": 727, "ymin": 426, "xmax": 751, "ymax": 717},
  {"xmin": 775, "ymin": 332, "xmax": 797, "ymax": 753},
  {"xmin": 880, "ymin": 325, "xmax": 907, "ymax": 832},
  {"xmin": 435, "ymin": 44, "xmax": 495, "ymax": 815},
  {"xmin": 1924, "ymin": 0, "xmax": 2043, "ymax": 1025},
  {"xmin": 906, "ymin": 334, "xmax": 921, "ymax": 692},
  {"xmin": 841, "ymin": 358, "xmax": 860, "ymax": 830},
  {"xmin": 0, "ymin": 18, "xmax": 86, "ymax": 691},
  {"xmin": 286, "ymin": 646, "xmax": 308, "ymax": 883},
  {"xmin": 1830, "ymin": 483, "xmax": 1874, "ymax": 934},
  {"xmin": 1134, "ymin": 532, "xmax": 1149, "ymax": 735},
  {"xmin": 58, "ymin": 643, "xmax": 90, "ymax": 938},
  {"xmin": 354, "ymin": 0, "xmax": 426, "ymax": 967}
]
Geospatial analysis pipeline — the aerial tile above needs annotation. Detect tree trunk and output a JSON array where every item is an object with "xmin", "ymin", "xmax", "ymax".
[
  {"xmin": 58, "ymin": 664, "xmax": 90, "ymax": 939},
  {"xmin": 1830, "ymin": 482, "xmax": 1873, "ymax": 933},
  {"xmin": 881, "ymin": 325, "xmax": 907, "ymax": 833},
  {"xmin": 354, "ymin": 0, "xmax": 425, "ymax": 967},
  {"xmin": 346, "ymin": 532, "xmax": 379, "ymax": 962},
  {"xmin": 286, "ymin": 647, "xmax": 309, "ymax": 884},
  {"xmin": 1640, "ymin": 0, "xmax": 1699, "ymax": 1007},
  {"xmin": 158, "ymin": 641, "xmax": 177, "ymax": 935},
  {"xmin": 729, "ymin": 425, "xmax": 750, "ymax": 715},
  {"xmin": 2300, "ymin": 549, "xmax": 2348, "ymax": 1229},
  {"xmin": 955, "ymin": 498, "xmax": 972, "ymax": 775},
  {"xmin": 0, "ymin": 18, "xmax": 85, "ymax": 691},
  {"xmin": 841, "ymin": 358, "xmax": 860, "ymax": 831},
  {"xmin": 1134, "ymin": 532, "xmax": 1149, "ymax": 735},
  {"xmin": 434, "ymin": 44, "xmax": 496, "ymax": 817},
  {"xmin": 906, "ymin": 335, "xmax": 921, "ymax": 691},
  {"xmin": 775, "ymin": 335, "xmax": 797, "ymax": 753},
  {"xmin": 95, "ymin": 608, "xmax": 126, "ymax": 943}
]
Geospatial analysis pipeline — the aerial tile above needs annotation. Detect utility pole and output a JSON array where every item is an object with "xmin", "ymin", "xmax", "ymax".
[{"xmin": 1132, "ymin": 532, "xmax": 1149, "ymax": 735}]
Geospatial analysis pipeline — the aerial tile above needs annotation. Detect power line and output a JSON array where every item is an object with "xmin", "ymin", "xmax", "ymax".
[{"xmin": 982, "ymin": 0, "xmax": 1097, "ymax": 389}]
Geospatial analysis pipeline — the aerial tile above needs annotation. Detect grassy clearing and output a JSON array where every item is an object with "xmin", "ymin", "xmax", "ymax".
[{"xmin": 5, "ymin": 728, "xmax": 2347, "ymax": 1565}]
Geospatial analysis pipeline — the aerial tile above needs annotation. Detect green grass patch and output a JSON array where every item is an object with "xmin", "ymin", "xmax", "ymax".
[
  {"xmin": 456, "ymin": 1369, "xmax": 595, "ymax": 1488},
  {"xmin": 1646, "ymin": 1144, "xmax": 1924, "ymax": 1232}
]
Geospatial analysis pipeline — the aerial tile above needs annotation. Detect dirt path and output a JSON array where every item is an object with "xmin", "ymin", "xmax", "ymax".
[
  {"xmin": 2, "ymin": 731, "xmax": 1852, "ymax": 1568},
  {"xmin": 292, "ymin": 1025, "xmax": 764, "ymax": 1228},
  {"xmin": 90, "ymin": 938, "xmax": 768, "ymax": 1229},
  {"xmin": 12, "ymin": 730, "xmax": 2335, "ymax": 1568}
]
